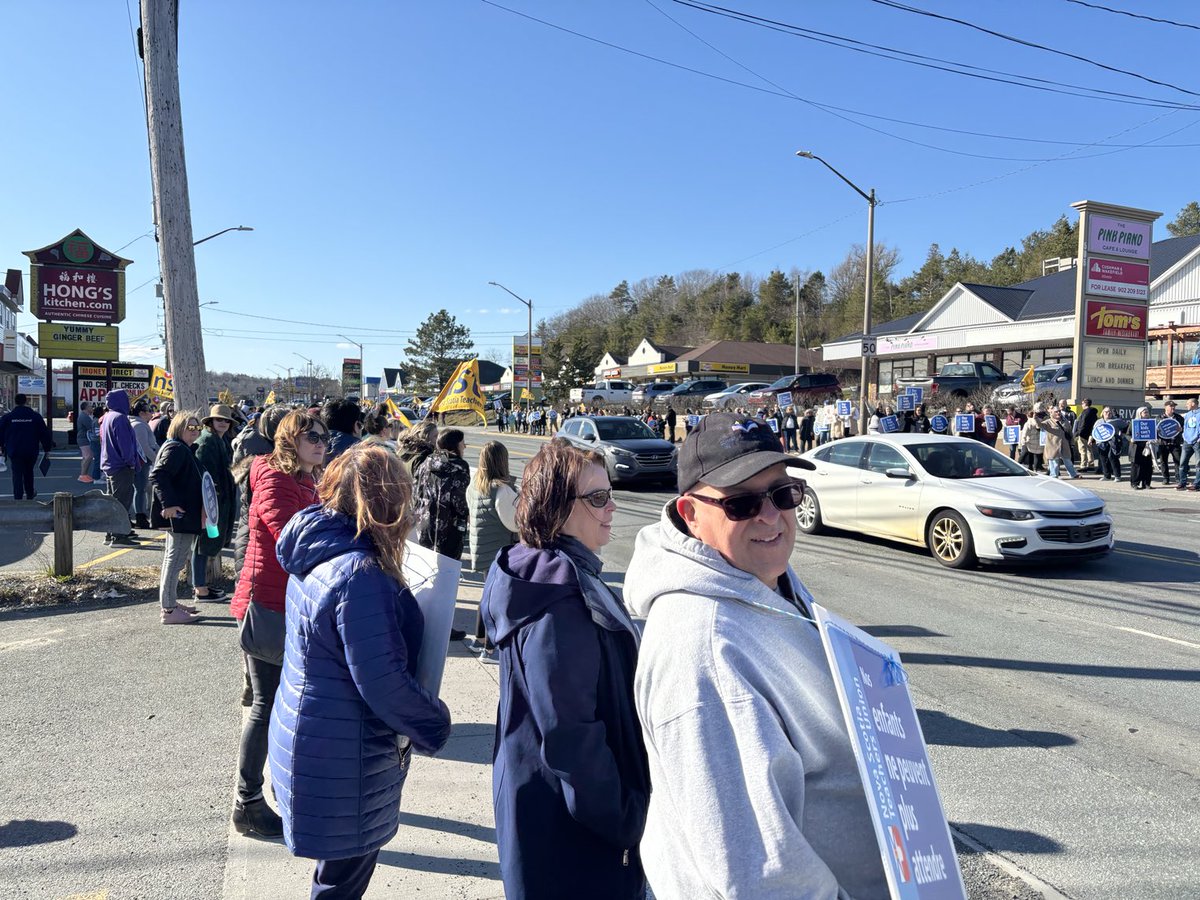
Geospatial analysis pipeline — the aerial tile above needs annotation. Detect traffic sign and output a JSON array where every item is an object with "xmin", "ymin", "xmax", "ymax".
[{"xmin": 861, "ymin": 337, "xmax": 877, "ymax": 357}]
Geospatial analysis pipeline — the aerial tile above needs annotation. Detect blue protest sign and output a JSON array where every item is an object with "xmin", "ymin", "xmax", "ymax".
[
  {"xmin": 906, "ymin": 386, "xmax": 924, "ymax": 403},
  {"xmin": 1091, "ymin": 421, "xmax": 1115, "ymax": 444},
  {"xmin": 837, "ymin": 400, "xmax": 852, "ymax": 417},
  {"xmin": 1157, "ymin": 418, "xmax": 1181, "ymax": 441},
  {"xmin": 1131, "ymin": 419, "xmax": 1156, "ymax": 442},
  {"xmin": 1003, "ymin": 425, "xmax": 1020, "ymax": 445},
  {"xmin": 930, "ymin": 415, "xmax": 948, "ymax": 433},
  {"xmin": 767, "ymin": 417, "xmax": 779, "ymax": 433},
  {"xmin": 953, "ymin": 414, "xmax": 975, "ymax": 434},
  {"xmin": 814, "ymin": 605, "xmax": 967, "ymax": 900},
  {"xmin": 687, "ymin": 415, "xmax": 700, "ymax": 427},
  {"xmin": 897, "ymin": 394, "xmax": 915, "ymax": 412},
  {"xmin": 984, "ymin": 415, "xmax": 998, "ymax": 433},
  {"xmin": 881, "ymin": 415, "xmax": 900, "ymax": 433},
  {"xmin": 777, "ymin": 391, "xmax": 793, "ymax": 408}
]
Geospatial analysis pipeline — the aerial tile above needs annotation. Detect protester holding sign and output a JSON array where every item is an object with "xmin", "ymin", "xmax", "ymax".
[
  {"xmin": 193, "ymin": 405, "xmax": 238, "ymax": 600},
  {"xmin": 1177, "ymin": 398, "xmax": 1200, "ymax": 491},
  {"xmin": 1129, "ymin": 407, "xmax": 1156, "ymax": 490},
  {"xmin": 1092, "ymin": 407, "xmax": 1126, "ymax": 482},
  {"xmin": 799, "ymin": 407, "xmax": 815, "ymax": 452},
  {"xmin": 149, "ymin": 410, "xmax": 205, "ymax": 625},
  {"xmin": 1156, "ymin": 400, "xmax": 1184, "ymax": 486},
  {"xmin": 1074, "ymin": 399, "xmax": 1098, "ymax": 471},
  {"xmin": 1037, "ymin": 407, "xmax": 1081, "ymax": 479},
  {"xmin": 626, "ymin": 413, "xmax": 887, "ymax": 899}
]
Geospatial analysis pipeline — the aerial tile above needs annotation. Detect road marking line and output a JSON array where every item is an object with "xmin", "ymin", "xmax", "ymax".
[
  {"xmin": 76, "ymin": 532, "xmax": 167, "ymax": 571},
  {"xmin": 1114, "ymin": 547, "xmax": 1200, "ymax": 567},
  {"xmin": 1106, "ymin": 625, "xmax": 1200, "ymax": 650}
]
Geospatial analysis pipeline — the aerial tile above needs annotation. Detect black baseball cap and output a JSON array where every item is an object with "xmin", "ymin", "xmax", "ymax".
[{"xmin": 677, "ymin": 412, "xmax": 814, "ymax": 495}]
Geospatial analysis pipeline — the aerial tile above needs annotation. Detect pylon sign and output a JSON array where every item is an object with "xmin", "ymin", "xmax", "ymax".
[{"xmin": 24, "ymin": 229, "xmax": 132, "ymax": 324}]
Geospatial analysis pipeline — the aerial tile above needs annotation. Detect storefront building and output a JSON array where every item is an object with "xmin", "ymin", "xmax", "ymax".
[
  {"xmin": 598, "ymin": 339, "xmax": 828, "ymax": 384},
  {"xmin": 0, "ymin": 269, "xmax": 45, "ymax": 411},
  {"xmin": 821, "ymin": 233, "xmax": 1200, "ymax": 401}
]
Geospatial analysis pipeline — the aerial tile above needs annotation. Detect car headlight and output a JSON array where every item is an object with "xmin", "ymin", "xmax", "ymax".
[
  {"xmin": 608, "ymin": 447, "xmax": 635, "ymax": 459},
  {"xmin": 976, "ymin": 505, "xmax": 1035, "ymax": 520}
]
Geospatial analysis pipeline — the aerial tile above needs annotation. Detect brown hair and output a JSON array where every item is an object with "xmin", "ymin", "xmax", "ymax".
[
  {"xmin": 167, "ymin": 409, "xmax": 203, "ymax": 441},
  {"xmin": 515, "ymin": 438, "xmax": 604, "ymax": 548},
  {"xmin": 473, "ymin": 440, "xmax": 513, "ymax": 495},
  {"xmin": 318, "ymin": 444, "xmax": 413, "ymax": 583},
  {"xmin": 268, "ymin": 410, "xmax": 327, "ymax": 479}
]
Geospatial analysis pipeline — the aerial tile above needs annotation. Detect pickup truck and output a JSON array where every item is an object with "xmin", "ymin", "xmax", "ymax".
[
  {"xmin": 894, "ymin": 362, "xmax": 1009, "ymax": 399},
  {"xmin": 569, "ymin": 379, "xmax": 635, "ymax": 406}
]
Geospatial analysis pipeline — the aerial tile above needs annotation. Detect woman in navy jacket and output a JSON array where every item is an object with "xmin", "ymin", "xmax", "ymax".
[
  {"xmin": 481, "ymin": 438, "xmax": 650, "ymax": 900},
  {"xmin": 269, "ymin": 444, "xmax": 452, "ymax": 899}
]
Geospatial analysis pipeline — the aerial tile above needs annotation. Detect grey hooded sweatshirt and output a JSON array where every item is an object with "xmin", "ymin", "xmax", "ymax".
[{"xmin": 625, "ymin": 502, "xmax": 888, "ymax": 899}]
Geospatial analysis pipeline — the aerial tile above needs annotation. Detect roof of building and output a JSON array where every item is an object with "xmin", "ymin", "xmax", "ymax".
[
  {"xmin": 601, "ymin": 353, "xmax": 629, "ymax": 366},
  {"xmin": 674, "ymin": 339, "xmax": 823, "ymax": 368},
  {"xmin": 642, "ymin": 339, "xmax": 694, "ymax": 358},
  {"xmin": 835, "ymin": 232, "xmax": 1200, "ymax": 342}
]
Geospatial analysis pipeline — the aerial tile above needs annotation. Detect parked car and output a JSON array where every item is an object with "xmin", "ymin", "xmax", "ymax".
[
  {"xmin": 893, "ymin": 361, "xmax": 1009, "ymax": 399},
  {"xmin": 703, "ymin": 382, "xmax": 770, "ymax": 409},
  {"xmin": 556, "ymin": 415, "xmax": 677, "ymax": 487},
  {"xmin": 632, "ymin": 382, "xmax": 678, "ymax": 406},
  {"xmin": 747, "ymin": 372, "xmax": 842, "ymax": 407},
  {"xmin": 992, "ymin": 364, "xmax": 1073, "ymax": 405},
  {"xmin": 658, "ymin": 379, "xmax": 728, "ymax": 405},
  {"xmin": 568, "ymin": 379, "xmax": 635, "ymax": 406},
  {"xmin": 793, "ymin": 433, "xmax": 1113, "ymax": 568}
]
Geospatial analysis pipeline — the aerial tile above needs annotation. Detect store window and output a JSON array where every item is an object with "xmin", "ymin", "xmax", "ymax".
[
  {"xmin": 1173, "ymin": 336, "xmax": 1200, "ymax": 366},
  {"xmin": 1147, "ymin": 339, "xmax": 1167, "ymax": 367},
  {"xmin": 1042, "ymin": 347, "xmax": 1073, "ymax": 366},
  {"xmin": 878, "ymin": 357, "xmax": 927, "ymax": 393}
]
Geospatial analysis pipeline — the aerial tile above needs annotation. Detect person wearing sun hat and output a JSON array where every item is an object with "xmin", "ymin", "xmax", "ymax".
[
  {"xmin": 624, "ymin": 412, "xmax": 887, "ymax": 899},
  {"xmin": 192, "ymin": 404, "xmax": 238, "ymax": 601}
]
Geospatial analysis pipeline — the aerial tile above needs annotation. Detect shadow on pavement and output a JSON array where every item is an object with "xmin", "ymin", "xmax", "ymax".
[
  {"xmin": 377, "ymin": 848, "xmax": 500, "ymax": 879},
  {"xmin": 953, "ymin": 821, "xmax": 1064, "ymax": 854},
  {"xmin": 863, "ymin": 624, "xmax": 947, "ymax": 639},
  {"xmin": 434, "ymin": 726, "xmax": 495, "ymax": 766},
  {"xmin": 0, "ymin": 818, "xmax": 78, "ymax": 848},
  {"xmin": 918, "ymin": 709, "xmax": 1076, "ymax": 749},
  {"xmin": 0, "ymin": 530, "xmax": 49, "ymax": 568},
  {"xmin": 905, "ymin": 651, "xmax": 1200, "ymax": 682},
  {"xmin": 396, "ymin": 810, "xmax": 496, "ymax": 845}
]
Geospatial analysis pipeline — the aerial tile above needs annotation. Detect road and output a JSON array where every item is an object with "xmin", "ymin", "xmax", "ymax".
[{"xmin": 1, "ymin": 425, "xmax": 1196, "ymax": 898}]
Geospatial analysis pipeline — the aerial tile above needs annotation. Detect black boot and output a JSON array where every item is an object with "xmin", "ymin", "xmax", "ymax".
[
  {"xmin": 232, "ymin": 798, "xmax": 283, "ymax": 839},
  {"xmin": 134, "ymin": 513, "xmax": 151, "ymax": 530}
]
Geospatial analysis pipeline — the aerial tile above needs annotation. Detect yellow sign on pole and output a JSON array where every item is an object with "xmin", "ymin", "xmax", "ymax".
[
  {"xmin": 218, "ymin": 388, "xmax": 235, "ymax": 406},
  {"xmin": 264, "ymin": 389, "xmax": 276, "ymax": 406},
  {"xmin": 37, "ymin": 322, "xmax": 119, "ymax": 361},
  {"xmin": 148, "ymin": 366, "xmax": 174, "ymax": 402}
]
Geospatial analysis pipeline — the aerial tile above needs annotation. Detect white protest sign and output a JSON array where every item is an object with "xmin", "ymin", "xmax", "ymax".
[
  {"xmin": 402, "ymin": 540, "xmax": 461, "ymax": 698},
  {"xmin": 814, "ymin": 604, "xmax": 966, "ymax": 900}
]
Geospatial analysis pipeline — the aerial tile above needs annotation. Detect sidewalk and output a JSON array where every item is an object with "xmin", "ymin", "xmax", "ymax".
[{"xmin": 222, "ymin": 580, "xmax": 503, "ymax": 900}]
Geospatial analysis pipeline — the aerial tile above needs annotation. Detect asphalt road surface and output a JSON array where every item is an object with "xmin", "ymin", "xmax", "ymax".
[{"xmin": 2, "ymin": 426, "xmax": 1196, "ymax": 898}]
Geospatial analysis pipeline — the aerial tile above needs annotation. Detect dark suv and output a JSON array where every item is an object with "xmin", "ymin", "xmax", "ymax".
[
  {"xmin": 658, "ymin": 379, "xmax": 728, "ymax": 405},
  {"xmin": 748, "ymin": 372, "xmax": 842, "ymax": 407}
]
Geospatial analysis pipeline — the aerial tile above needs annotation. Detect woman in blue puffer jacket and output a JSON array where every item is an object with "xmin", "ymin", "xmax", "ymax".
[{"xmin": 269, "ymin": 444, "xmax": 452, "ymax": 900}]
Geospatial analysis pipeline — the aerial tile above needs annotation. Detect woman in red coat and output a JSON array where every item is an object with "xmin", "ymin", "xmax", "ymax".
[{"xmin": 230, "ymin": 409, "xmax": 327, "ymax": 838}]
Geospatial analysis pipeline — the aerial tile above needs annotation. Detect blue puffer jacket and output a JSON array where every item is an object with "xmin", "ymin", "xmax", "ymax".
[{"xmin": 268, "ymin": 505, "xmax": 452, "ymax": 861}]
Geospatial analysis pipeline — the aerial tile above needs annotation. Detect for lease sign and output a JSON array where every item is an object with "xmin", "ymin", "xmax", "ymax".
[{"xmin": 1085, "ymin": 259, "xmax": 1149, "ymax": 300}]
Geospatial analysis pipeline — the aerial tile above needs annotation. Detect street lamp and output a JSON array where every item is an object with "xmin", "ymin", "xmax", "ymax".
[
  {"xmin": 293, "ymin": 352, "xmax": 314, "ymax": 406},
  {"xmin": 796, "ymin": 150, "xmax": 877, "ymax": 436},
  {"xmin": 193, "ymin": 225, "xmax": 254, "ymax": 247},
  {"xmin": 338, "ymin": 334, "xmax": 365, "ymax": 400},
  {"xmin": 488, "ymin": 281, "xmax": 534, "ymax": 406}
]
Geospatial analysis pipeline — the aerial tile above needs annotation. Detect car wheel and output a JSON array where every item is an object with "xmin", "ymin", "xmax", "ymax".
[
  {"xmin": 926, "ymin": 510, "xmax": 975, "ymax": 569},
  {"xmin": 797, "ymin": 489, "xmax": 824, "ymax": 535},
  {"xmin": 591, "ymin": 395, "xmax": 604, "ymax": 405}
]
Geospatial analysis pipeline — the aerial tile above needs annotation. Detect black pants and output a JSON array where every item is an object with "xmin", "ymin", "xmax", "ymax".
[
  {"xmin": 237, "ymin": 653, "xmax": 282, "ymax": 803},
  {"xmin": 1157, "ymin": 444, "xmax": 1181, "ymax": 483},
  {"xmin": 1130, "ymin": 444, "xmax": 1154, "ymax": 488},
  {"xmin": 8, "ymin": 455, "xmax": 36, "ymax": 500},
  {"xmin": 311, "ymin": 849, "xmax": 380, "ymax": 900},
  {"xmin": 1096, "ymin": 444, "xmax": 1122, "ymax": 479}
]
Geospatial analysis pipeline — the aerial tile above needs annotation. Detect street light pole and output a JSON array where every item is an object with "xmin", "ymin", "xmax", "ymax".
[
  {"xmin": 796, "ymin": 151, "xmax": 877, "ymax": 436},
  {"xmin": 293, "ymin": 352, "xmax": 314, "ymax": 406},
  {"xmin": 193, "ymin": 225, "xmax": 253, "ymax": 247},
  {"xmin": 488, "ymin": 282, "xmax": 534, "ymax": 405},
  {"xmin": 338, "ymin": 334, "xmax": 364, "ymax": 400}
]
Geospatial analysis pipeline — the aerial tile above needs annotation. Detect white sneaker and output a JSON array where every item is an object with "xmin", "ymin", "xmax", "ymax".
[{"xmin": 161, "ymin": 606, "xmax": 199, "ymax": 625}]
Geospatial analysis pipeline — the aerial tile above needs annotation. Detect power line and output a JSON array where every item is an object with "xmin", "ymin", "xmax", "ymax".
[
  {"xmin": 205, "ymin": 307, "xmax": 525, "ymax": 335},
  {"xmin": 1063, "ymin": 0, "xmax": 1200, "ymax": 31},
  {"xmin": 869, "ymin": 0, "xmax": 1200, "ymax": 99}
]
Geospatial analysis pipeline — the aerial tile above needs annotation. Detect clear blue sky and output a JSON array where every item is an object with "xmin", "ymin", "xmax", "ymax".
[{"xmin": 4, "ymin": 0, "xmax": 1199, "ymax": 383}]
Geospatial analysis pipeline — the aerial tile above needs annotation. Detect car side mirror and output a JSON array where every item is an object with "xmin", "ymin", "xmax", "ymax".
[
  {"xmin": 885, "ymin": 467, "xmax": 913, "ymax": 480},
  {"xmin": 1055, "ymin": 375, "xmax": 1069, "ymax": 382},
  {"xmin": 582, "ymin": 433, "xmax": 595, "ymax": 441}
]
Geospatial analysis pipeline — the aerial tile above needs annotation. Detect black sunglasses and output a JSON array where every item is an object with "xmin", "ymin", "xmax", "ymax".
[
  {"xmin": 302, "ymin": 430, "xmax": 330, "ymax": 445},
  {"xmin": 688, "ymin": 481, "xmax": 805, "ymax": 521},
  {"xmin": 574, "ymin": 488, "xmax": 614, "ymax": 508}
]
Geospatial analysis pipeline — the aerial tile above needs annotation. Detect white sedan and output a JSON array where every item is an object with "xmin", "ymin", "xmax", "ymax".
[{"xmin": 792, "ymin": 434, "xmax": 1114, "ymax": 568}]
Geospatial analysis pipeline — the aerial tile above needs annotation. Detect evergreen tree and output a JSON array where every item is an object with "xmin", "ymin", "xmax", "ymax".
[
  {"xmin": 1166, "ymin": 201, "xmax": 1200, "ymax": 238},
  {"xmin": 404, "ymin": 310, "xmax": 473, "ymax": 391}
]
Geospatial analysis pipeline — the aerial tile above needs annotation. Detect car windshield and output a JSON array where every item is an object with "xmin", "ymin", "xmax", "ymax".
[
  {"xmin": 596, "ymin": 420, "xmax": 656, "ymax": 440},
  {"xmin": 906, "ymin": 442, "xmax": 1029, "ymax": 479},
  {"xmin": 765, "ymin": 375, "xmax": 793, "ymax": 390},
  {"xmin": 1033, "ymin": 368, "xmax": 1060, "ymax": 383}
]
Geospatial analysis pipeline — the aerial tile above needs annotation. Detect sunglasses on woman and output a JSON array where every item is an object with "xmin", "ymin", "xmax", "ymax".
[
  {"xmin": 688, "ymin": 481, "xmax": 805, "ymax": 522},
  {"xmin": 185, "ymin": 423, "xmax": 202, "ymax": 432},
  {"xmin": 574, "ymin": 488, "xmax": 614, "ymax": 508},
  {"xmin": 302, "ymin": 430, "xmax": 329, "ymax": 445}
]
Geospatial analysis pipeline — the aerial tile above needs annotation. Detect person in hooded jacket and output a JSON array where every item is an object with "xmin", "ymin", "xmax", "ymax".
[
  {"xmin": 413, "ymin": 429, "xmax": 471, "ymax": 562},
  {"xmin": 149, "ymin": 410, "xmax": 205, "ymax": 625},
  {"xmin": 480, "ymin": 438, "xmax": 650, "ymax": 900},
  {"xmin": 99, "ymin": 390, "xmax": 142, "ymax": 544},
  {"xmin": 230, "ymin": 410, "xmax": 324, "ymax": 840},
  {"xmin": 269, "ymin": 444, "xmax": 451, "ymax": 900},
  {"xmin": 398, "ymin": 420, "xmax": 438, "ymax": 479}
]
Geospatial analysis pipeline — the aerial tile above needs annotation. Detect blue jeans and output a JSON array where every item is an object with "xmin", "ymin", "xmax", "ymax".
[
  {"xmin": 1179, "ymin": 442, "xmax": 1200, "ymax": 486},
  {"xmin": 88, "ymin": 438, "xmax": 102, "ymax": 481},
  {"xmin": 132, "ymin": 464, "xmax": 151, "ymax": 516},
  {"xmin": 1048, "ymin": 455, "xmax": 1078, "ymax": 478},
  {"xmin": 192, "ymin": 547, "xmax": 209, "ymax": 589}
]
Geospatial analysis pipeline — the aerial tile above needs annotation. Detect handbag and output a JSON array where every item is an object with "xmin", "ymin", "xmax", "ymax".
[{"xmin": 239, "ymin": 599, "xmax": 285, "ymax": 666}]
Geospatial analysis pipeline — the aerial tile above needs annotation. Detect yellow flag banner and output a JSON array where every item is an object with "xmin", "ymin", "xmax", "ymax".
[
  {"xmin": 520, "ymin": 387, "xmax": 533, "ymax": 400},
  {"xmin": 1020, "ymin": 366, "xmax": 1036, "ymax": 394},
  {"xmin": 429, "ymin": 359, "xmax": 487, "ymax": 423},
  {"xmin": 148, "ymin": 366, "xmax": 175, "ymax": 402},
  {"xmin": 385, "ymin": 396, "xmax": 412, "ymax": 429},
  {"xmin": 218, "ymin": 388, "xmax": 236, "ymax": 406},
  {"xmin": 264, "ymin": 390, "xmax": 276, "ymax": 406}
]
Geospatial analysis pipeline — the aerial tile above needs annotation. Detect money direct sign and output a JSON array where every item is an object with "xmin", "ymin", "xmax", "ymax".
[
  {"xmin": 73, "ymin": 363, "xmax": 151, "ymax": 407},
  {"xmin": 341, "ymin": 358, "xmax": 362, "ymax": 394},
  {"xmin": 814, "ymin": 605, "xmax": 966, "ymax": 899}
]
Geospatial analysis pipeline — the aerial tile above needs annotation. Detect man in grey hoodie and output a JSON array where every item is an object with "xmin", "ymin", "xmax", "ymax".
[{"xmin": 626, "ymin": 412, "xmax": 888, "ymax": 899}]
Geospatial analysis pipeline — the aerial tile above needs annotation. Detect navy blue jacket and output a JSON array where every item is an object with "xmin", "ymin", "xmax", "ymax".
[
  {"xmin": 325, "ymin": 429, "xmax": 359, "ymax": 462},
  {"xmin": 268, "ymin": 505, "xmax": 452, "ymax": 861},
  {"xmin": 0, "ymin": 405, "xmax": 51, "ymax": 459},
  {"xmin": 481, "ymin": 537, "xmax": 649, "ymax": 900}
]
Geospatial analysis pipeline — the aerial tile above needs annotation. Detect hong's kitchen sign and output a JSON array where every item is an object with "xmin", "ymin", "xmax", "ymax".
[{"xmin": 24, "ymin": 229, "xmax": 132, "ymax": 325}]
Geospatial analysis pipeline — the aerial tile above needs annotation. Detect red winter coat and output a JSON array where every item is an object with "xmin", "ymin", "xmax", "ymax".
[{"xmin": 231, "ymin": 456, "xmax": 319, "ymax": 621}]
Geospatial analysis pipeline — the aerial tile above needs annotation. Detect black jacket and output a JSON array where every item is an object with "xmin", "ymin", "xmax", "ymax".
[
  {"xmin": 1074, "ymin": 405, "xmax": 1099, "ymax": 439},
  {"xmin": 414, "ymin": 450, "xmax": 470, "ymax": 560},
  {"xmin": 149, "ymin": 439, "xmax": 204, "ymax": 534},
  {"xmin": 0, "ymin": 406, "xmax": 52, "ymax": 459}
]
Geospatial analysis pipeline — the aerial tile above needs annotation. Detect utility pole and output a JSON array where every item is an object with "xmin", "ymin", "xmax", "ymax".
[
  {"xmin": 794, "ymin": 276, "xmax": 801, "ymax": 376},
  {"xmin": 140, "ymin": 0, "xmax": 206, "ymax": 410},
  {"xmin": 488, "ymin": 282, "xmax": 534, "ymax": 404}
]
